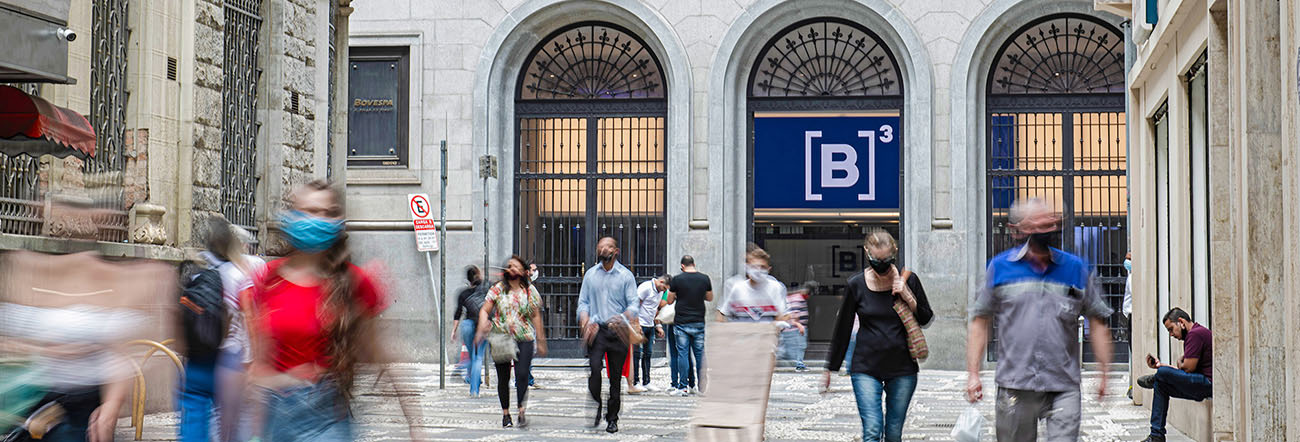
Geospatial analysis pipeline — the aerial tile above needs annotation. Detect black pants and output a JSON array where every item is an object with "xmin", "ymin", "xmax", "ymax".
[
  {"xmin": 588, "ymin": 325, "xmax": 629, "ymax": 422},
  {"xmin": 495, "ymin": 340, "xmax": 535, "ymax": 410}
]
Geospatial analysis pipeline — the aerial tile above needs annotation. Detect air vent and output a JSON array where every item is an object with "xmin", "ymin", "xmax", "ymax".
[
  {"xmin": 166, "ymin": 57, "xmax": 177, "ymax": 81},
  {"xmin": 290, "ymin": 91, "xmax": 299, "ymax": 114}
]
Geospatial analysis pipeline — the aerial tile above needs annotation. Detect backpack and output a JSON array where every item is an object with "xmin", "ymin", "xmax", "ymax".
[{"xmin": 180, "ymin": 266, "xmax": 228, "ymax": 359}]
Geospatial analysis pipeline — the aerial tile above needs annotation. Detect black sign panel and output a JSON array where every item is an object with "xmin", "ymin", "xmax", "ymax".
[{"xmin": 347, "ymin": 46, "xmax": 408, "ymax": 166}]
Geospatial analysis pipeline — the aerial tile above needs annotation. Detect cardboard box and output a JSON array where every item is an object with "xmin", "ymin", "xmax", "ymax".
[{"xmin": 688, "ymin": 322, "xmax": 779, "ymax": 441}]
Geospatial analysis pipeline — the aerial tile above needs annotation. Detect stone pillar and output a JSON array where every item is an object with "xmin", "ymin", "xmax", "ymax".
[
  {"xmin": 1281, "ymin": 0, "xmax": 1300, "ymax": 439},
  {"xmin": 1206, "ymin": 3, "xmax": 1238, "ymax": 440},
  {"xmin": 1228, "ymin": 0, "xmax": 1287, "ymax": 439},
  {"xmin": 187, "ymin": 0, "xmax": 227, "ymax": 246},
  {"xmin": 330, "ymin": 0, "xmax": 351, "ymax": 185}
]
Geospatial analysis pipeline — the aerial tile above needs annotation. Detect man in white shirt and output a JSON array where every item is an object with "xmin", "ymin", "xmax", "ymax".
[
  {"xmin": 631, "ymin": 275, "xmax": 670, "ymax": 393},
  {"xmin": 717, "ymin": 247, "xmax": 804, "ymax": 334}
]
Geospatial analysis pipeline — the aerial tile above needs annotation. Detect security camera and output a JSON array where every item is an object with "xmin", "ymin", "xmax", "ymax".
[{"xmin": 57, "ymin": 28, "xmax": 76, "ymax": 42}]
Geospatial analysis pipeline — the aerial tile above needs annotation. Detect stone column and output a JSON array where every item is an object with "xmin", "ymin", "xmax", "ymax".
[
  {"xmin": 1206, "ymin": 4, "xmax": 1238, "ymax": 440},
  {"xmin": 1228, "ymin": 0, "xmax": 1286, "ymax": 439},
  {"xmin": 330, "ymin": 0, "xmax": 351, "ymax": 185}
]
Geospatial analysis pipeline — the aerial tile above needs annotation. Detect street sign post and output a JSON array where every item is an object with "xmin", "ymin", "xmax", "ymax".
[{"xmin": 409, "ymin": 192, "xmax": 445, "ymax": 388}]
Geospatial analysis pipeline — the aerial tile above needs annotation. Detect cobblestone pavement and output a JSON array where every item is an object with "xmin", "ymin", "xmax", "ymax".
[{"xmin": 118, "ymin": 361, "xmax": 1191, "ymax": 441}]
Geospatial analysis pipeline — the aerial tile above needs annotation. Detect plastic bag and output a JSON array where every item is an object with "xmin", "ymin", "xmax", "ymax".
[{"xmin": 950, "ymin": 405, "xmax": 986, "ymax": 442}]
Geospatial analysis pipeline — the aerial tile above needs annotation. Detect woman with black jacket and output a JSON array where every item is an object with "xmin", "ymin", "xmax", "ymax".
[{"xmin": 822, "ymin": 230, "xmax": 933, "ymax": 442}]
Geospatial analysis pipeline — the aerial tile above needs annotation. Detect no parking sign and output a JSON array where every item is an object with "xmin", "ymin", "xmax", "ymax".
[{"xmin": 408, "ymin": 193, "xmax": 438, "ymax": 251}]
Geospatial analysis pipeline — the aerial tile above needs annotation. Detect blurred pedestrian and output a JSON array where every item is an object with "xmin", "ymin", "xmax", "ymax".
[
  {"xmin": 823, "ymin": 230, "xmax": 933, "ymax": 442},
  {"xmin": 451, "ymin": 266, "xmax": 488, "ymax": 397},
  {"xmin": 577, "ymin": 237, "xmax": 639, "ymax": 434},
  {"xmin": 717, "ymin": 247, "xmax": 799, "ymax": 331},
  {"xmin": 203, "ymin": 219, "xmax": 265, "ymax": 442},
  {"xmin": 475, "ymin": 256, "xmax": 547, "ymax": 428},
  {"xmin": 779, "ymin": 282, "xmax": 813, "ymax": 371},
  {"xmin": 665, "ymin": 255, "xmax": 710, "ymax": 395},
  {"xmin": 247, "ymin": 180, "xmax": 426, "ymax": 441},
  {"xmin": 631, "ymin": 275, "xmax": 670, "ymax": 393},
  {"xmin": 965, "ymin": 198, "xmax": 1113, "ymax": 441}
]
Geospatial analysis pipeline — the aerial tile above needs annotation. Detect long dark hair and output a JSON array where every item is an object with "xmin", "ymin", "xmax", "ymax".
[
  {"xmin": 499, "ymin": 255, "xmax": 529, "ymax": 290},
  {"xmin": 292, "ymin": 179, "xmax": 366, "ymax": 400}
]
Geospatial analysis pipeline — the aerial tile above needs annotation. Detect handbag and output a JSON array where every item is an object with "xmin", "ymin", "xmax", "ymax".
[
  {"xmin": 487, "ymin": 331, "xmax": 517, "ymax": 364},
  {"xmin": 892, "ymin": 269, "xmax": 929, "ymax": 362},
  {"xmin": 655, "ymin": 302, "xmax": 675, "ymax": 325}
]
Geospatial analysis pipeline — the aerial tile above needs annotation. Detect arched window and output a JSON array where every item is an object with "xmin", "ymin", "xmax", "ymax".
[
  {"xmin": 515, "ymin": 23, "xmax": 667, "ymax": 356},
  {"xmin": 747, "ymin": 18, "xmax": 905, "ymax": 294},
  {"xmin": 985, "ymin": 14, "xmax": 1126, "ymax": 361}
]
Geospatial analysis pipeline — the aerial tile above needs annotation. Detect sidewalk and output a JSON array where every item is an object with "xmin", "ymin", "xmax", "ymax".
[{"xmin": 117, "ymin": 364, "xmax": 1192, "ymax": 441}]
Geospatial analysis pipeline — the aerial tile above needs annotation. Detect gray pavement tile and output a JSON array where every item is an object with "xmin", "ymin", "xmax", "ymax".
[{"xmin": 116, "ymin": 363, "xmax": 1192, "ymax": 441}]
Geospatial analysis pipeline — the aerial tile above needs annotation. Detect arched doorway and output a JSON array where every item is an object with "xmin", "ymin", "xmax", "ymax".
[
  {"xmin": 985, "ymin": 14, "xmax": 1127, "ymax": 362},
  {"xmin": 747, "ymin": 17, "xmax": 903, "ymax": 349},
  {"xmin": 514, "ymin": 22, "xmax": 668, "ymax": 356}
]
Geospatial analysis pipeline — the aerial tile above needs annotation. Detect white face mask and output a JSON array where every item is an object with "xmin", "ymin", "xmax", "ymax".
[
  {"xmin": 530, "ymin": 269, "xmax": 539, "ymax": 282},
  {"xmin": 746, "ymin": 264, "xmax": 768, "ymax": 281}
]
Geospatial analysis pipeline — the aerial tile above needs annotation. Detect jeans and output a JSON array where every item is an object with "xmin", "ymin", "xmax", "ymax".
[
  {"xmin": 850, "ymin": 373, "xmax": 917, "ymax": 442},
  {"xmin": 179, "ymin": 359, "xmax": 217, "ymax": 442},
  {"xmin": 673, "ymin": 322, "xmax": 705, "ymax": 390},
  {"xmin": 460, "ymin": 319, "xmax": 488, "ymax": 396},
  {"xmin": 587, "ymin": 325, "xmax": 629, "ymax": 422},
  {"xmin": 215, "ymin": 348, "xmax": 250, "ymax": 442},
  {"xmin": 778, "ymin": 329, "xmax": 807, "ymax": 367},
  {"xmin": 633, "ymin": 326, "xmax": 656, "ymax": 386},
  {"xmin": 1150, "ymin": 366, "xmax": 1213, "ymax": 437},
  {"xmin": 265, "ymin": 381, "xmax": 351, "ymax": 442}
]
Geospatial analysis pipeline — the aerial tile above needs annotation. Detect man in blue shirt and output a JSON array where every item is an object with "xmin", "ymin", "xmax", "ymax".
[
  {"xmin": 965, "ymin": 198, "xmax": 1114, "ymax": 441},
  {"xmin": 577, "ymin": 236, "xmax": 639, "ymax": 434}
]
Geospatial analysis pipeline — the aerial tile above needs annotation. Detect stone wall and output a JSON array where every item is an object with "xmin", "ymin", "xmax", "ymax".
[{"xmin": 191, "ymin": 0, "xmax": 227, "ymax": 241}]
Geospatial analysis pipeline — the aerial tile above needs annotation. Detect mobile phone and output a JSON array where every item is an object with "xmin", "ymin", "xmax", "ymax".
[{"xmin": 1146, "ymin": 354, "xmax": 1157, "ymax": 366}]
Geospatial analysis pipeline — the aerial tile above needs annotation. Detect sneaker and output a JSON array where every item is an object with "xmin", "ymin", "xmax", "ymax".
[
  {"xmin": 628, "ymin": 385, "xmax": 646, "ymax": 394},
  {"xmin": 1140, "ymin": 435, "xmax": 1166, "ymax": 442},
  {"xmin": 643, "ymin": 383, "xmax": 660, "ymax": 392},
  {"xmin": 795, "ymin": 364, "xmax": 808, "ymax": 372},
  {"xmin": 1137, "ymin": 374, "xmax": 1156, "ymax": 389},
  {"xmin": 690, "ymin": 387, "xmax": 703, "ymax": 396},
  {"xmin": 670, "ymin": 388, "xmax": 690, "ymax": 397}
]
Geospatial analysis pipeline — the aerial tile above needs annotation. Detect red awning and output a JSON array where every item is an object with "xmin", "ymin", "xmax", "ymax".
[{"xmin": 0, "ymin": 85, "xmax": 95, "ymax": 158}]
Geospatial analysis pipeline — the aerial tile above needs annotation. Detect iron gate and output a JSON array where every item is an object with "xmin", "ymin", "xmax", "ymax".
[
  {"xmin": 86, "ymin": 0, "xmax": 129, "ymax": 242},
  {"xmin": 985, "ymin": 14, "xmax": 1129, "ymax": 362},
  {"xmin": 222, "ymin": 0, "xmax": 263, "ymax": 242},
  {"xmin": 514, "ymin": 23, "xmax": 668, "ymax": 357}
]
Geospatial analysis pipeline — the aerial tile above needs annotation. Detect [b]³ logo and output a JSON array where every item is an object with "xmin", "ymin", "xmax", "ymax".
[{"xmin": 803, "ymin": 124, "xmax": 893, "ymax": 202}]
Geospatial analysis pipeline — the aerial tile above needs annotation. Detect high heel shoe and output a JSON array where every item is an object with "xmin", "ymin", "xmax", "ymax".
[{"xmin": 502, "ymin": 414, "xmax": 513, "ymax": 428}]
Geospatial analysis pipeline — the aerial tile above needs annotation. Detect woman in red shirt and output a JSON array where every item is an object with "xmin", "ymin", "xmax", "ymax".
[{"xmin": 247, "ymin": 180, "xmax": 423, "ymax": 441}]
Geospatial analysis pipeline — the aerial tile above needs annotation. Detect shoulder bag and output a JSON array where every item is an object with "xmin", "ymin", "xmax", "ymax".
[{"xmin": 892, "ymin": 269, "xmax": 929, "ymax": 362}]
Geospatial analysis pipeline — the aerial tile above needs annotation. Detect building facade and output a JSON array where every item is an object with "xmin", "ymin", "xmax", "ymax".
[
  {"xmin": 349, "ymin": 0, "xmax": 1136, "ymax": 367},
  {"xmin": 0, "ymin": 0, "xmax": 348, "ymax": 256},
  {"xmin": 1117, "ymin": 0, "xmax": 1300, "ymax": 440},
  {"xmin": 0, "ymin": 0, "xmax": 348, "ymax": 414}
]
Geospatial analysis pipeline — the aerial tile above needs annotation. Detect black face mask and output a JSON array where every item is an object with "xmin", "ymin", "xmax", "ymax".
[
  {"xmin": 868, "ymin": 257, "xmax": 895, "ymax": 275},
  {"xmin": 1027, "ymin": 232, "xmax": 1055, "ymax": 250},
  {"xmin": 598, "ymin": 253, "xmax": 614, "ymax": 263}
]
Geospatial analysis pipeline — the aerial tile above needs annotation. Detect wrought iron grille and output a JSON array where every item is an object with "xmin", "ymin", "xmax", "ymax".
[
  {"xmin": 750, "ymin": 18, "xmax": 901, "ymax": 98},
  {"xmin": 986, "ymin": 14, "xmax": 1127, "ymax": 363},
  {"xmin": 222, "ymin": 0, "xmax": 263, "ymax": 238},
  {"xmin": 990, "ymin": 15, "xmax": 1125, "ymax": 94},
  {"xmin": 516, "ymin": 23, "xmax": 668, "ymax": 357},
  {"xmin": 519, "ymin": 22, "xmax": 664, "ymax": 100},
  {"xmin": 326, "ymin": 0, "xmax": 336, "ymax": 179},
  {"xmin": 87, "ymin": 0, "xmax": 130, "ymax": 242}
]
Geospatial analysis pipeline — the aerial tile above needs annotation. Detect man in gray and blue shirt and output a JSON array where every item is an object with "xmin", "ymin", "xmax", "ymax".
[
  {"xmin": 577, "ymin": 236, "xmax": 639, "ymax": 434},
  {"xmin": 965, "ymin": 198, "xmax": 1114, "ymax": 442}
]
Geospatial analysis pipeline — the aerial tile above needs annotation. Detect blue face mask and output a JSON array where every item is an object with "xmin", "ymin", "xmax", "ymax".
[
  {"xmin": 1123, "ymin": 259, "xmax": 1132, "ymax": 273},
  {"xmin": 280, "ymin": 210, "xmax": 344, "ymax": 253}
]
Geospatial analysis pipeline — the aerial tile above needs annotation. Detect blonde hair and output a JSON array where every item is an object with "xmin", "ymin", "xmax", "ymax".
[{"xmin": 864, "ymin": 229, "xmax": 898, "ymax": 256}]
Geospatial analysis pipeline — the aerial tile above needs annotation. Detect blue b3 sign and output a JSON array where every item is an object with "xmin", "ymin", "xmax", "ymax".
[{"xmin": 754, "ymin": 115, "xmax": 901, "ymax": 210}]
